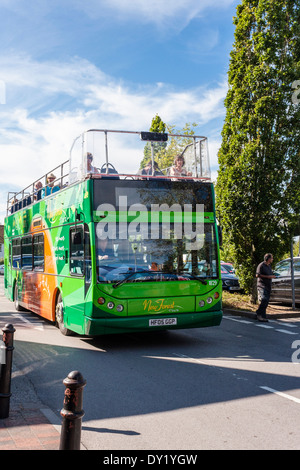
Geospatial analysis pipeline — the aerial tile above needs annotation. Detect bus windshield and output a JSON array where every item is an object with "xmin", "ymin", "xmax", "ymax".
[
  {"xmin": 94, "ymin": 179, "xmax": 218, "ymax": 284},
  {"xmin": 95, "ymin": 222, "xmax": 218, "ymax": 284}
]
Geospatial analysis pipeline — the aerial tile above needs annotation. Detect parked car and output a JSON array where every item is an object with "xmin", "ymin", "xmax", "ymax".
[
  {"xmin": 183, "ymin": 261, "xmax": 241, "ymax": 292},
  {"xmin": 270, "ymin": 257, "xmax": 300, "ymax": 305},
  {"xmin": 0, "ymin": 265, "xmax": 4, "ymax": 275},
  {"xmin": 221, "ymin": 266, "xmax": 241, "ymax": 292},
  {"xmin": 221, "ymin": 262, "xmax": 235, "ymax": 274}
]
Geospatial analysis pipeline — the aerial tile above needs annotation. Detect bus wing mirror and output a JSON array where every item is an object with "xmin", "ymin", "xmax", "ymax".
[{"xmin": 218, "ymin": 225, "xmax": 223, "ymax": 247}]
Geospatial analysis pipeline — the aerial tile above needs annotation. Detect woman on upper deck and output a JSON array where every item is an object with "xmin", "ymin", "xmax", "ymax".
[{"xmin": 169, "ymin": 155, "xmax": 191, "ymax": 181}]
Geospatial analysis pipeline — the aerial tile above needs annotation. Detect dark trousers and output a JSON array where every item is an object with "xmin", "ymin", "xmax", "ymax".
[{"xmin": 256, "ymin": 287, "xmax": 271, "ymax": 318}]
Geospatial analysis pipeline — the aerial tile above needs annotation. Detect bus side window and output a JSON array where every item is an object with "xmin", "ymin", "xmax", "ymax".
[
  {"xmin": 70, "ymin": 226, "xmax": 84, "ymax": 276},
  {"xmin": 12, "ymin": 238, "xmax": 21, "ymax": 268},
  {"xmin": 21, "ymin": 235, "xmax": 33, "ymax": 270},
  {"xmin": 33, "ymin": 234, "xmax": 44, "ymax": 271}
]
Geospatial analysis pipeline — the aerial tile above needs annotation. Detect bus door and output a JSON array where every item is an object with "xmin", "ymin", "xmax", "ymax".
[
  {"xmin": 6, "ymin": 239, "xmax": 13, "ymax": 298},
  {"xmin": 30, "ymin": 233, "xmax": 46, "ymax": 314},
  {"xmin": 20, "ymin": 235, "xmax": 35, "ymax": 309},
  {"xmin": 11, "ymin": 237, "xmax": 21, "ymax": 301},
  {"xmin": 63, "ymin": 224, "xmax": 91, "ymax": 333}
]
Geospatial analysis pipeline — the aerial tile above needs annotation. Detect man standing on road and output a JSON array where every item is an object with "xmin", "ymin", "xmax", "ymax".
[{"xmin": 256, "ymin": 253, "xmax": 276, "ymax": 322}]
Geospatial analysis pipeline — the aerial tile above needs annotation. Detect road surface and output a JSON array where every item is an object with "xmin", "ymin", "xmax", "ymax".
[{"xmin": 0, "ymin": 276, "xmax": 299, "ymax": 450}]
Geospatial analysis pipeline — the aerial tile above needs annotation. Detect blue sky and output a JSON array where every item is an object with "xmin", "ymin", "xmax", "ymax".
[{"xmin": 0, "ymin": 0, "xmax": 239, "ymax": 223}]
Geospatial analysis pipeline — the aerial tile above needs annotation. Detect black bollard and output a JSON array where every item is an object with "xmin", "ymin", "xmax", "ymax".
[
  {"xmin": 0, "ymin": 324, "xmax": 16, "ymax": 419},
  {"xmin": 59, "ymin": 370, "xmax": 86, "ymax": 450}
]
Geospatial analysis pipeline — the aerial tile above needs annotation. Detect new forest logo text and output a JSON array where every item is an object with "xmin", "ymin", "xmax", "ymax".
[
  {"xmin": 143, "ymin": 298, "xmax": 182, "ymax": 312},
  {"xmin": 95, "ymin": 196, "xmax": 204, "ymax": 249}
]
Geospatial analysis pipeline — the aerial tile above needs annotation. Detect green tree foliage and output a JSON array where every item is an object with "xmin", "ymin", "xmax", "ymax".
[
  {"xmin": 140, "ymin": 114, "xmax": 167, "ymax": 169},
  {"xmin": 216, "ymin": 0, "xmax": 300, "ymax": 300},
  {"xmin": 281, "ymin": 237, "xmax": 300, "ymax": 259},
  {"xmin": 140, "ymin": 114, "xmax": 198, "ymax": 171}
]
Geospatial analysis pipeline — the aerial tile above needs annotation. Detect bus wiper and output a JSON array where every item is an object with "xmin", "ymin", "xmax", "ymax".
[
  {"xmin": 113, "ymin": 270, "xmax": 150, "ymax": 289},
  {"xmin": 113, "ymin": 270, "xmax": 177, "ymax": 288},
  {"xmin": 177, "ymin": 272, "xmax": 207, "ymax": 285},
  {"xmin": 113, "ymin": 270, "xmax": 207, "ymax": 288}
]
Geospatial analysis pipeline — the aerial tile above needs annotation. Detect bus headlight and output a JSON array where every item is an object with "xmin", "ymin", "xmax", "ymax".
[
  {"xmin": 199, "ymin": 300, "xmax": 205, "ymax": 307},
  {"xmin": 116, "ymin": 304, "xmax": 124, "ymax": 312},
  {"xmin": 107, "ymin": 301, "xmax": 115, "ymax": 309},
  {"xmin": 206, "ymin": 297, "xmax": 213, "ymax": 304}
]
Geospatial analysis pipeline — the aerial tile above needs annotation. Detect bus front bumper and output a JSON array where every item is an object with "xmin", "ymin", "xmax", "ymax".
[{"xmin": 84, "ymin": 310, "xmax": 222, "ymax": 336}]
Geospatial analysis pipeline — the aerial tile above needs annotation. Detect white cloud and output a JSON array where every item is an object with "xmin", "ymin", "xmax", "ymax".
[
  {"xmin": 0, "ymin": 54, "xmax": 227, "ymax": 221},
  {"xmin": 75, "ymin": 0, "xmax": 236, "ymax": 30},
  {"xmin": 0, "ymin": 0, "xmax": 236, "ymax": 25},
  {"xmin": 1, "ymin": 52, "xmax": 227, "ymax": 127}
]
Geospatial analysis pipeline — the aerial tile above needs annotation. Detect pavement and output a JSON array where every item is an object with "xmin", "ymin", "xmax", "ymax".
[
  {"xmin": 0, "ymin": 362, "xmax": 62, "ymax": 450},
  {"xmin": 223, "ymin": 302, "xmax": 300, "ymax": 320},
  {"xmin": 0, "ymin": 404, "xmax": 61, "ymax": 450},
  {"xmin": 0, "ymin": 302, "xmax": 299, "ymax": 451}
]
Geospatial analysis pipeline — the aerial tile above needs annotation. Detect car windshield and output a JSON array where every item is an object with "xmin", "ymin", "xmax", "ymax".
[
  {"xmin": 95, "ymin": 223, "xmax": 218, "ymax": 284},
  {"xmin": 274, "ymin": 259, "xmax": 300, "ymax": 276},
  {"xmin": 221, "ymin": 264, "xmax": 235, "ymax": 273},
  {"xmin": 221, "ymin": 267, "xmax": 231, "ymax": 274},
  {"xmin": 274, "ymin": 260, "xmax": 290, "ymax": 276}
]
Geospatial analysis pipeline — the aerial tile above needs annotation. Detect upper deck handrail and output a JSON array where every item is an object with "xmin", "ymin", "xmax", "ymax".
[
  {"xmin": 6, "ymin": 129, "xmax": 211, "ymax": 216},
  {"xmin": 6, "ymin": 160, "xmax": 69, "ymax": 216}
]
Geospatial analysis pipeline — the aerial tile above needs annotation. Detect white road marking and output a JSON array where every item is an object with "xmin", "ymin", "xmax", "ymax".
[
  {"xmin": 224, "ymin": 315, "xmax": 300, "ymax": 336},
  {"xmin": 260, "ymin": 386, "xmax": 300, "ymax": 404},
  {"xmin": 11, "ymin": 313, "xmax": 44, "ymax": 330},
  {"xmin": 255, "ymin": 324, "xmax": 274, "ymax": 329},
  {"xmin": 224, "ymin": 316, "xmax": 252, "ymax": 324},
  {"xmin": 269, "ymin": 320, "xmax": 298, "ymax": 328},
  {"xmin": 172, "ymin": 353, "xmax": 300, "ymax": 405},
  {"xmin": 274, "ymin": 329, "xmax": 298, "ymax": 335}
]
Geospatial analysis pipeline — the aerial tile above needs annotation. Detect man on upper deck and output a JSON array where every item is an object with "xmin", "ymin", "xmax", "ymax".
[{"xmin": 44, "ymin": 173, "xmax": 60, "ymax": 196}]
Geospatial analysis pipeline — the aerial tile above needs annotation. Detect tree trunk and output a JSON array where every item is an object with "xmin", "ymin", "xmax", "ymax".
[{"xmin": 250, "ymin": 277, "xmax": 257, "ymax": 304}]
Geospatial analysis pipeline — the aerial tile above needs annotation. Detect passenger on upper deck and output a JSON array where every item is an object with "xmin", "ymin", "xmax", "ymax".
[
  {"xmin": 78, "ymin": 152, "xmax": 99, "ymax": 180},
  {"xmin": 86, "ymin": 152, "xmax": 99, "ymax": 175},
  {"xmin": 34, "ymin": 181, "xmax": 43, "ymax": 201},
  {"xmin": 138, "ymin": 159, "xmax": 164, "ymax": 177},
  {"xmin": 44, "ymin": 173, "xmax": 60, "ymax": 196},
  {"xmin": 10, "ymin": 197, "xmax": 19, "ymax": 213},
  {"xmin": 169, "ymin": 155, "xmax": 192, "ymax": 181}
]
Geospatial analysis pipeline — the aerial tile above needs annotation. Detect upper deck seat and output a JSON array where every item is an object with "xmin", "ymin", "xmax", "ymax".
[{"xmin": 100, "ymin": 163, "xmax": 119, "ymax": 180}]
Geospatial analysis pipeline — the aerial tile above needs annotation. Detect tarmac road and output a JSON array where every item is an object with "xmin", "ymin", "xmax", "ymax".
[{"xmin": 0, "ymin": 276, "xmax": 300, "ymax": 450}]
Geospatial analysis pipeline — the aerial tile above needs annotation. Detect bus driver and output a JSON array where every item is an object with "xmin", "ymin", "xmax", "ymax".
[{"xmin": 97, "ymin": 238, "xmax": 114, "ymax": 261}]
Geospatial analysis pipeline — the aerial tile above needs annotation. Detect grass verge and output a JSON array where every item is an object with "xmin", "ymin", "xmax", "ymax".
[{"xmin": 222, "ymin": 291, "xmax": 257, "ymax": 312}]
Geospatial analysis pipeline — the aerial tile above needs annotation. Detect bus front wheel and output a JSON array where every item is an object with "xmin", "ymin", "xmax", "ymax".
[{"xmin": 55, "ymin": 293, "xmax": 73, "ymax": 336}]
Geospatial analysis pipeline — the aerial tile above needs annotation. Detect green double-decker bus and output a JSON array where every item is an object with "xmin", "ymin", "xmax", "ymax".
[{"xmin": 4, "ymin": 129, "xmax": 222, "ymax": 336}]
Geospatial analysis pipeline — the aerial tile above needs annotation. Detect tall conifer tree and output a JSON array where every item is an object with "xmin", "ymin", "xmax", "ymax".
[{"xmin": 216, "ymin": 0, "xmax": 300, "ymax": 299}]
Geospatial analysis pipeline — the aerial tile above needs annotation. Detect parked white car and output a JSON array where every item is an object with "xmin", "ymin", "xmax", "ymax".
[{"xmin": 271, "ymin": 257, "xmax": 300, "ymax": 305}]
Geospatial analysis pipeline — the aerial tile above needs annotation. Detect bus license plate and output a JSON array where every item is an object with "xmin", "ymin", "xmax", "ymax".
[{"xmin": 149, "ymin": 318, "xmax": 177, "ymax": 327}]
